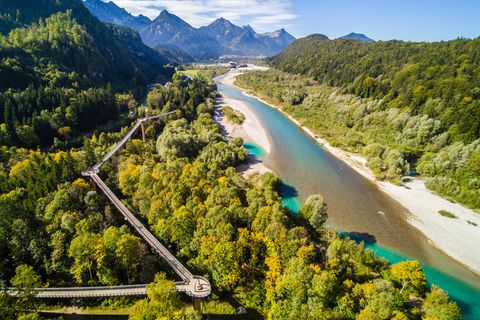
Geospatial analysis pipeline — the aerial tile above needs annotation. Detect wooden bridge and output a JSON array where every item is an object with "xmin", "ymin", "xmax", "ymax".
[
  {"xmin": 5, "ymin": 285, "xmax": 148, "ymax": 299},
  {"xmin": 82, "ymin": 111, "xmax": 211, "ymax": 299}
]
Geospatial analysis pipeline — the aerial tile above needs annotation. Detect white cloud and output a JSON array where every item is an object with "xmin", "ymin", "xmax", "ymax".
[{"xmin": 106, "ymin": 0, "xmax": 297, "ymax": 32}]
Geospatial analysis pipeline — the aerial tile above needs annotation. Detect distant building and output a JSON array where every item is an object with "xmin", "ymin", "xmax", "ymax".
[{"xmin": 229, "ymin": 61, "xmax": 238, "ymax": 68}]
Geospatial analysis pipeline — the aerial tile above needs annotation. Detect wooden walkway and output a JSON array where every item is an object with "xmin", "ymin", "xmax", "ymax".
[
  {"xmin": 3, "ymin": 112, "xmax": 211, "ymax": 299},
  {"xmin": 82, "ymin": 112, "xmax": 211, "ymax": 298}
]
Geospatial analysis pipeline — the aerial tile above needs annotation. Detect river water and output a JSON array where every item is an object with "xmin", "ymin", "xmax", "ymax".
[{"xmin": 216, "ymin": 80, "xmax": 480, "ymax": 319}]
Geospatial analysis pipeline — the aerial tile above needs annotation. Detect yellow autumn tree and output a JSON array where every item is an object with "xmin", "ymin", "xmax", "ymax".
[{"xmin": 390, "ymin": 260, "xmax": 426, "ymax": 296}]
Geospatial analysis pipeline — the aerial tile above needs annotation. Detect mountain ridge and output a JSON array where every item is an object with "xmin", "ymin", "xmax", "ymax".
[
  {"xmin": 82, "ymin": 1, "xmax": 296, "ymax": 59},
  {"xmin": 83, "ymin": 0, "xmax": 151, "ymax": 31},
  {"xmin": 140, "ymin": 10, "xmax": 221, "ymax": 59},
  {"xmin": 340, "ymin": 32, "xmax": 375, "ymax": 43}
]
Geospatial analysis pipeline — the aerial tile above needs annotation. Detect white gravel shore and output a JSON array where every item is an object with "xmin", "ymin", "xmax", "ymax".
[{"xmin": 214, "ymin": 69, "xmax": 271, "ymax": 176}]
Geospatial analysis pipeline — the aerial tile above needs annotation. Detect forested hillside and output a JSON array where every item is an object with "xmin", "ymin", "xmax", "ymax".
[
  {"xmin": 0, "ymin": 67, "xmax": 460, "ymax": 318},
  {"xmin": 270, "ymin": 36, "xmax": 480, "ymax": 143},
  {"xmin": 251, "ymin": 36, "xmax": 480, "ymax": 209},
  {"xmin": 0, "ymin": 0, "xmax": 171, "ymax": 82},
  {"xmin": 0, "ymin": 0, "xmax": 174, "ymax": 148},
  {"xmin": 0, "ymin": 75, "xmax": 217, "ymax": 318},
  {"xmin": 236, "ymin": 69, "xmax": 480, "ymax": 209}
]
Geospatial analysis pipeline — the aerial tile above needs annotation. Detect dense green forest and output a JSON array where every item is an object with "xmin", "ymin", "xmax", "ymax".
[
  {"xmin": 0, "ymin": 75, "xmax": 217, "ymax": 318},
  {"xmin": 269, "ymin": 36, "xmax": 480, "ymax": 144},
  {"xmin": 236, "ymin": 70, "xmax": 480, "ymax": 209},
  {"xmin": 0, "ymin": 68, "xmax": 460, "ymax": 318},
  {"xmin": 0, "ymin": 0, "xmax": 174, "ymax": 148},
  {"xmin": 0, "ymin": 0, "xmax": 172, "ymax": 86}
]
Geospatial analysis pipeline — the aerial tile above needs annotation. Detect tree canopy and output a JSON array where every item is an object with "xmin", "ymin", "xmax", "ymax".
[
  {"xmin": 270, "ymin": 36, "xmax": 480, "ymax": 144},
  {"xmin": 236, "ymin": 69, "xmax": 480, "ymax": 209}
]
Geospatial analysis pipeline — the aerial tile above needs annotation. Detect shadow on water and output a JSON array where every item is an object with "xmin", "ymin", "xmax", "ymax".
[
  {"xmin": 279, "ymin": 183, "xmax": 298, "ymax": 198},
  {"xmin": 243, "ymin": 142, "xmax": 265, "ymax": 159},
  {"xmin": 279, "ymin": 183, "xmax": 300, "ymax": 213},
  {"xmin": 237, "ymin": 142, "xmax": 267, "ymax": 173},
  {"xmin": 339, "ymin": 231, "xmax": 377, "ymax": 245}
]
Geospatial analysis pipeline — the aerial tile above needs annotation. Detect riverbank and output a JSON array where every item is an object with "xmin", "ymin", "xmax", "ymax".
[
  {"xmin": 213, "ymin": 74, "xmax": 271, "ymax": 177},
  {"xmin": 225, "ymin": 67, "xmax": 480, "ymax": 275}
]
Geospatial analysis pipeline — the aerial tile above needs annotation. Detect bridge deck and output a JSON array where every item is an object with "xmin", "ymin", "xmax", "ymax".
[
  {"xmin": 5, "ymin": 285, "xmax": 148, "ymax": 299},
  {"xmin": 89, "ymin": 173, "xmax": 194, "ymax": 281},
  {"xmin": 4, "ymin": 280, "xmax": 210, "ymax": 299}
]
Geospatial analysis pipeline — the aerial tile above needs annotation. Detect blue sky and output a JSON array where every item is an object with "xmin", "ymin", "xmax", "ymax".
[
  {"xmin": 108, "ymin": 0, "xmax": 480, "ymax": 41},
  {"xmin": 291, "ymin": 0, "xmax": 480, "ymax": 41}
]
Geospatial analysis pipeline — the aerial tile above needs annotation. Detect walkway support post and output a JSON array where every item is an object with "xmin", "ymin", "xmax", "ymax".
[
  {"xmin": 193, "ymin": 298, "xmax": 203, "ymax": 315},
  {"xmin": 89, "ymin": 178, "xmax": 96, "ymax": 191},
  {"xmin": 141, "ymin": 122, "xmax": 146, "ymax": 142}
]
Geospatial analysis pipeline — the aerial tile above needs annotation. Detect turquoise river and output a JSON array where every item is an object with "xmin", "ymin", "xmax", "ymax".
[{"xmin": 216, "ymin": 79, "xmax": 480, "ymax": 319}]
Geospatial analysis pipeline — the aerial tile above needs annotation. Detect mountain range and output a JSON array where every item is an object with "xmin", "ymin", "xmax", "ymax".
[
  {"xmin": 83, "ymin": 0, "xmax": 296, "ymax": 59},
  {"xmin": 295, "ymin": 32, "xmax": 375, "ymax": 43},
  {"xmin": 198, "ymin": 18, "xmax": 295, "ymax": 58},
  {"xmin": 139, "ymin": 10, "xmax": 222, "ymax": 59}
]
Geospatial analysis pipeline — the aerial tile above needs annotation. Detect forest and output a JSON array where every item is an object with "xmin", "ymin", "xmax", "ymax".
[
  {"xmin": 270, "ymin": 36, "xmax": 480, "ymax": 144},
  {"xmin": 0, "ymin": 75, "xmax": 214, "ymax": 318},
  {"xmin": 0, "ymin": 69, "xmax": 461, "ymax": 318},
  {"xmin": 236, "ymin": 67, "xmax": 480, "ymax": 210},
  {"xmin": 0, "ymin": 0, "xmax": 174, "ymax": 149},
  {"xmin": 0, "ymin": 0, "xmax": 173, "ymax": 87}
]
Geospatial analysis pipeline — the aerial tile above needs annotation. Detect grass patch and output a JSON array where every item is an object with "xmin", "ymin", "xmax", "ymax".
[
  {"xmin": 204, "ymin": 300, "xmax": 236, "ymax": 315},
  {"xmin": 467, "ymin": 220, "xmax": 478, "ymax": 226},
  {"xmin": 179, "ymin": 69, "xmax": 200, "ymax": 77},
  {"xmin": 178, "ymin": 66, "xmax": 230, "ymax": 80},
  {"xmin": 223, "ymin": 106, "xmax": 246, "ymax": 124},
  {"xmin": 438, "ymin": 210, "xmax": 457, "ymax": 219}
]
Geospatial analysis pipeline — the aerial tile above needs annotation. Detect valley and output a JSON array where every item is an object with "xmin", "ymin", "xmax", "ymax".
[{"xmin": 0, "ymin": 0, "xmax": 478, "ymax": 319}]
